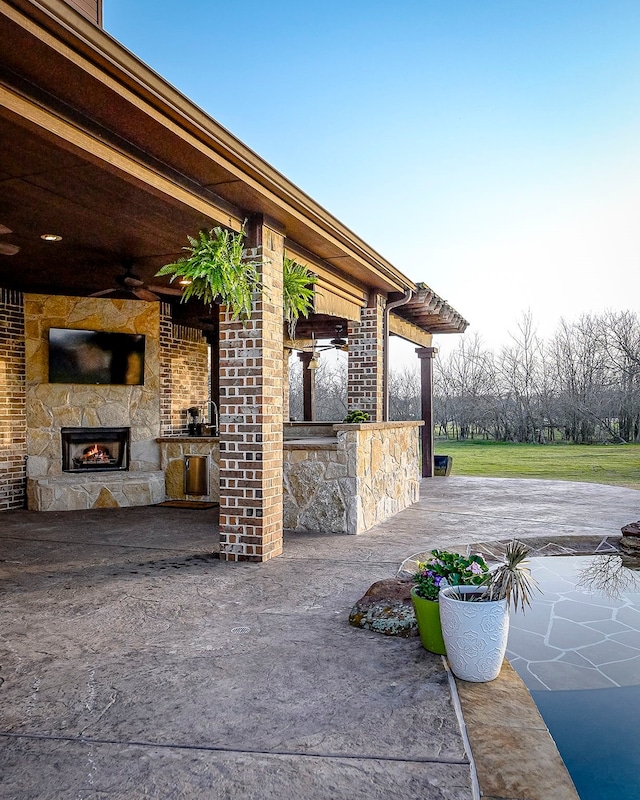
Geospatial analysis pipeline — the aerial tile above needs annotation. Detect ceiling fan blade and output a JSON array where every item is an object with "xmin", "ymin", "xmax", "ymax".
[
  {"xmin": 89, "ymin": 288, "xmax": 117, "ymax": 297},
  {"xmin": 133, "ymin": 287, "xmax": 160, "ymax": 302},
  {"xmin": 0, "ymin": 242, "xmax": 20, "ymax": 256},
  {"xmin": 122, "ymin": 275, "xmax": 145, "ymax": 288},
  {"xmin": 146, "ymin": 284, "xmax": 184, "ymax": 297}
]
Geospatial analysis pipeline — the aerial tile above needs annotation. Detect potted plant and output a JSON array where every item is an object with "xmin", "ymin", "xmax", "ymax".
[
  {"xmin": 343, "ymin": 410, "xmax": 370, "ymax": 423},
  {"xmin": 411, "ymin": 550, "xmax": 490, "ymax": 655},
  {"xmin": 439, "ymin": 540, "xmax": 538, "ymax": 682}
]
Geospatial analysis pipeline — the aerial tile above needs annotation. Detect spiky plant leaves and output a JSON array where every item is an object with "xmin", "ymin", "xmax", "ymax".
[
  {"xmin": 485, "ymin": 539, "xmax": 539, "ymax": 613},
  {"xmin": 156, "ymin": 226, "xmax": 262, "ymax": 321},
  {"xmin": 283, "ymin": 257, "xmax": 317, "ymax": 339}
]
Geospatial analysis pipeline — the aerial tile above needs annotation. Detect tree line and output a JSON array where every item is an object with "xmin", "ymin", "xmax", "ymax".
[
  {"xmin": 289, "ymin": 310, "xmax": 640, "ymax": 444},
  {"xmin": 434, "ymin": 310, "xmax": 640, "ymax": 443}
]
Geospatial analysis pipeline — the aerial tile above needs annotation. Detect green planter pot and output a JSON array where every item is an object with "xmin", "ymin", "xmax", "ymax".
[{"xmin": 410, "ymin": 587, "xmax": 446, "ymax": 655}]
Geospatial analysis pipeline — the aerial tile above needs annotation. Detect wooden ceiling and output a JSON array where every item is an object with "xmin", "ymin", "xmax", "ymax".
[{"xmin": 0, "ymin": 111, "xmax": 215, "ymax": 298}]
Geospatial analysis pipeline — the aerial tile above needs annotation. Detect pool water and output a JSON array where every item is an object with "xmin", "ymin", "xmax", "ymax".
[{"xmin": 506, "ymin": 555, "xmax": 640, "ymax": 800}]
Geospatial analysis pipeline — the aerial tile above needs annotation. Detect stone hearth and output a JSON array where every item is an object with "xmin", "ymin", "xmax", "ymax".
[{"xmin": 27, "ymin": 470, "xmax": 165, "ymax": 511}]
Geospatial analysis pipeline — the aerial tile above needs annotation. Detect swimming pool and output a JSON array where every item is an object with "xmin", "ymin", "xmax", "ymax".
[{"xmin": 506, "ymin": 555, "xmax": 640, "ymax": 800}]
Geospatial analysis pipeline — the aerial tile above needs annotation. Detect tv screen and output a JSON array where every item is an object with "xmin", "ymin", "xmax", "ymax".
[{"xmin": 48, "ymin": 328, "xmax": 145, "ymax": 385}]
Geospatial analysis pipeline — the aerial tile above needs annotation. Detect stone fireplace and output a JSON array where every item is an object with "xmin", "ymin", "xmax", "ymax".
[
  {"xmin": 61, "ymin": 427, "xmax": 130, "ymax": 472},
  {"xmin": 24, "ymin": 295, "xmax": 165, "ymax": 511}
]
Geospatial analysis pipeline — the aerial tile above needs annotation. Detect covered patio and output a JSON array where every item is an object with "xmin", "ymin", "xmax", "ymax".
[{"xmin": 0, "ymin": 0, "xmax": 467, "ymax": 562}]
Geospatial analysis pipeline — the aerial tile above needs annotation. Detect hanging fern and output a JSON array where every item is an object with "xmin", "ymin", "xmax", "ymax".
[
  {"xmin": 283, "ymin": 256, "xmax": 317, "ymax": 339},
  {"xmin": 156, "ymin": 226, "xmax": 261, "ymax": 321},
  {"xmin": 158, "ymin": 230, "xmax": 317, "ymax": 334}
]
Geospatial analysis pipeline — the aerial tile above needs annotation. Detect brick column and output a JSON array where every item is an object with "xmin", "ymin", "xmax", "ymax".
[
  {"xmin": 347, "ymin": 292, "xmax": 386, "ymax": 421},
  {"xmin": 0, "ymin": 289, "xmax": 26, "ymax": 509},
  {"xmin": 416, "ymin": 346, "xmax": 438, "ymax": 478},
  {"xmin": 218, "ymin": 216, "xmax": 284, "ymax": 562}
]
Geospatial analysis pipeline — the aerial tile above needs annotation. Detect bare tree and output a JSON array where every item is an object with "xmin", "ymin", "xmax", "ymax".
[
  {"xmin": 435, "ymin": 333, "xmax": 496, "ymax": 439},
  {"xmin": 496, "ymin": 311, "xmax": 545, "ymax": 442},
  {"xmin": 389, "ymin": 365, "xmax": 421, "ymax": 420},
  {"xmin": 599, "ymin": 311, "xmax": 640, "ymax": 442}
]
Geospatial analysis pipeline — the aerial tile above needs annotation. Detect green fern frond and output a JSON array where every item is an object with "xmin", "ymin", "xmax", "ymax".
[
  {"xmin": 156, "ymin": 225, "xmax": 261, "ymax": 320},
  {"xmin": 283, "ymin": 257, "xmax": 317, "ymax": 339}
]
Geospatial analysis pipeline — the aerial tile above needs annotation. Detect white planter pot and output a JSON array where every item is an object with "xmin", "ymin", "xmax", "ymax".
[{"xmin": 439, "ymin": 585, "xmax": 509, "ymax": 682}]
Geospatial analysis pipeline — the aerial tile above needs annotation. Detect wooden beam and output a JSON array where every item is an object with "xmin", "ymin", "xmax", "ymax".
[
  {"xmin": 389, "ymin": 314, "xmax": 433, "ymax": 347},
  {"xmin": 0, "ymin": 84, "xmax": 241, "ymax": 229}
]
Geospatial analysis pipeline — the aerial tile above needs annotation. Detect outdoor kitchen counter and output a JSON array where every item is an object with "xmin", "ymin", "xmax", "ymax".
[
  {"xmin": 156, "ymin": 436, "xmax": 219, "ymax": 443},
  {"xmin": 283, "ymin": 421, "xmax": 422, "ymax": 535},
  {"xmin": 156, "ymin": 436, "xmax": 220, "ymax": 502}
]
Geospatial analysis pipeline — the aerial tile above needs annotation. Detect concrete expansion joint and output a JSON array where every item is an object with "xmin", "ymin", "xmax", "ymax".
[{"xmin": 0, "ymin": 731, "xmax": 471, "ymax": 767}]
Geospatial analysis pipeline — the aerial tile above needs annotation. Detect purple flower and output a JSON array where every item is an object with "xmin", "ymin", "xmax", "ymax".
[{"xmin": 466, "ymin": 562, "xmax": 484, "ymax": 575}]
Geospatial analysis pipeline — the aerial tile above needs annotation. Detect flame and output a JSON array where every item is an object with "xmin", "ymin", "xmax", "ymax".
[{"xmin": 83, "ymin": 444, "xmax": 111, "ymax": 463}]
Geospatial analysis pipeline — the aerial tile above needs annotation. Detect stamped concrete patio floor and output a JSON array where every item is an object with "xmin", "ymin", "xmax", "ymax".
[{"xmin": 1, "ymin": 477, "xmax": 638, "ymax": 799}]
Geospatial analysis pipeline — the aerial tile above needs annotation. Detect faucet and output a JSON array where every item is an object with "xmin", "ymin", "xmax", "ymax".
[{"xmin": 209, "ymin": 400, "xmax": 219, "ymax": 437}]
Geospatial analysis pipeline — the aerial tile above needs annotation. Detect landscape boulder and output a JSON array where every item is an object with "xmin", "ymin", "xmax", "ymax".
[
  {"xmin": 349, "ymin": 578, "xmax": 418, "ymax": 637},
  {"xmin": 620, "ymin": 521, "xmax": 640, "ymax": 556}
]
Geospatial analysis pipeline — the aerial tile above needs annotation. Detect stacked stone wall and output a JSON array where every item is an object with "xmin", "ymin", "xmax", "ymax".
[
  {"xmin": 24, "ymin": 295, "xmax": 161, "ymax": 478},
  {"xmin": 0, "ymin": 289, "xmax": 26, "ymax": 510},
  {"xmin": 283, "ymin": 421, "xmax": 422, "ymax": 534}
]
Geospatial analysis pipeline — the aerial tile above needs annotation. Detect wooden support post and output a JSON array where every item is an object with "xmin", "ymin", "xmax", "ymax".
[
  {"xmin": 298, "ymin": 351, "xmax": 316, "ymax": 421},
  {"xmin": 416, "ymin": 346, "xmax": 438, "ymax": 478}
]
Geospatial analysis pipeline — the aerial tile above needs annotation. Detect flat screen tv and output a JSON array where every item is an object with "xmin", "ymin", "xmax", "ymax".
[{"xmin": 48, "ymin": 328, "xmax": 145, "ymax": 385}]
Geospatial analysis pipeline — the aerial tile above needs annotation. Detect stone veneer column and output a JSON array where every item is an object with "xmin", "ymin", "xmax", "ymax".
[
  {"xmin": 218, "ymin": 216, "xmax": 284, "ymax": 562},
  {"xmin": 0, "ymin": 289, "xmax": 26, "ymax": 510},
  {"xmin": 416, "ymin": 346, "xmax": 438, "ymax": 478},
  {"xmin": 347, "ymin": 292, "xmax": 386, "ymax": 422}
]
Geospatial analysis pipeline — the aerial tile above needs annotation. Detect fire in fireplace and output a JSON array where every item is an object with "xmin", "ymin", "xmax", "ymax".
[{"xmin": 61, "ymin": 427, "xmax": 130, "ymax": 472}]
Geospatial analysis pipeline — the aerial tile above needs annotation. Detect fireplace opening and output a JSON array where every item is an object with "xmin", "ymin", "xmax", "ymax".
[{"xmin": 61, "ymin": 427, "xmax": 130, "ymax": 472}]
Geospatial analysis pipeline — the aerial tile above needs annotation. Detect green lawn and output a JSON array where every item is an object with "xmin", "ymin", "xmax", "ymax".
[{"xmin": 435, "ymin": 440, "xmax": 640, "ymax": 490}]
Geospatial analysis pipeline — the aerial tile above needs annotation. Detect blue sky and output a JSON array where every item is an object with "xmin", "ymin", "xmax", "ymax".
[{"xmin": 105, "ymin": 1, "xmax": 640, "ymax": 355}]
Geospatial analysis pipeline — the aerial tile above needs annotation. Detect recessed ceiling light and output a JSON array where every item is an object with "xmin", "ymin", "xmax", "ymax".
[
  {"xmin": 178, "ymin": 278, "xmax": 192, "ymax": 285},
  {"xmin": 41, "ymin": 234, "xmax": 62, "ymax": 242}
]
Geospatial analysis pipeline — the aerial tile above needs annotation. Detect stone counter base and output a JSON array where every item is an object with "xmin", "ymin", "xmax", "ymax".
[
  {"xmin": 27, "ymin": 471, "xmax": 165, "ymax": 511},
  {"xmin": 284, "ymin": 422, "xmax": 421, "ymax": 535}
]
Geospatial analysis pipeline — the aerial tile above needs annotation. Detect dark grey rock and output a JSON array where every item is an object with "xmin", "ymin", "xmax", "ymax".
[{"xmin": 621, "ymin": 521, "xmax": 640, "ymax": 538}]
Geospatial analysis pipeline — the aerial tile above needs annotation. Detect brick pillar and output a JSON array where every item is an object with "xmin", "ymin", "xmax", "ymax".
[
  {"xmin": 416, "ymin": 346, "xmax": 438, "ymax": 478},
  {"xmin": 347, "ymin": 292, "xmax": 386, "ymax": 421},
  {"xmin": 0, "ymin": 289, "xmax": 26, "ymax": 509},
  {"xmin": 297, "ymin": 351, "xmax": 316, "ymax": 421},
  {"xmin": 218, "ymin": 216, "xmax": 284, "ymax": 562}
]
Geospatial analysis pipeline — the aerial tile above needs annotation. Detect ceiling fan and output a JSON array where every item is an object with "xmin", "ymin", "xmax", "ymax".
[
  {"xmin": 0, "ymin": 224, "xmax": 20, "ymax": 256},
  {"xmin": 302, "ymin": 326, "xmax": 349, "ymax": 353},
  {"xmin": 89, "ymin": 262, "xmax": 184, "ymax": 302}
]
